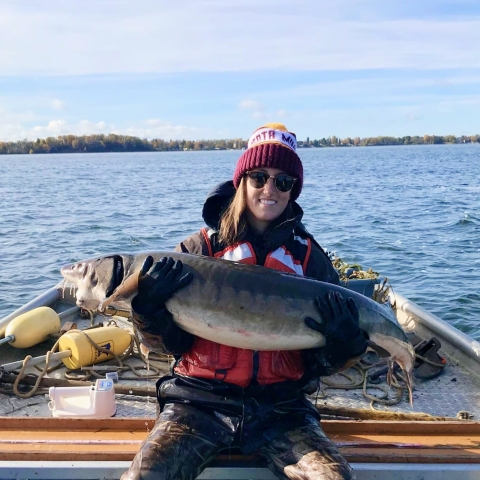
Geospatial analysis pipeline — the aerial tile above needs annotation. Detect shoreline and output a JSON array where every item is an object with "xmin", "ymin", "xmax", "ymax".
[
  {"xmin": 1, "ymin": 133, "xmax": 479, "ymax": 155},
  {"xmin": 1, "ymin": 142, "xmax": 479, "ymax": 156}
]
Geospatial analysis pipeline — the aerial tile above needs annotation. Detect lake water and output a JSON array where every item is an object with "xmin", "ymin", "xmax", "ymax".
[{"xmin": 0, "ymin": 145, "xmax": 479, "ymax": 340}]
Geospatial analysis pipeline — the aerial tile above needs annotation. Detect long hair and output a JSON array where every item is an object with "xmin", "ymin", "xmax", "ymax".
[{"xmin": 218, "ymin": 177, "xmax": 247, "ymax": 245}]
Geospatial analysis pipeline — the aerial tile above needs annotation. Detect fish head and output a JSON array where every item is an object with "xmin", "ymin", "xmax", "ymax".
[{"xmin": 61, "ymin": 254, "xmax": 126, "ymax": 311}]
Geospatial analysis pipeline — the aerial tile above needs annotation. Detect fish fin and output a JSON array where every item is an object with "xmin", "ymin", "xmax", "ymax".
[
  {"xmin": 403, "ymin": 368, "xmax": 414, "ymax": 408},
  {"xmin": 367, "ymin": 341, "xmax": 391, "ymax": 358},
  {"xmin": 386, "ymin": 359, "xmax": 394, "ymax": 386}
]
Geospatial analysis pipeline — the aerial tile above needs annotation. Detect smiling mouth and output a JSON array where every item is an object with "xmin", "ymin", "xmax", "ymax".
[{"xmin": 259, "ymin": 199, "xmax": 276, "ymax": 205}]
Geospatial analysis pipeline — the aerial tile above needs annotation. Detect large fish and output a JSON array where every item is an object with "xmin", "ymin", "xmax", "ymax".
[{"xmin": 61, "ymin": 251, "xmax": 415, "ymax": 400}]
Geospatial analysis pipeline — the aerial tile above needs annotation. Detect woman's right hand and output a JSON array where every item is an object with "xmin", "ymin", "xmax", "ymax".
[{"xmin": 132, "ymin": 255, "xmax": 193, "ymax": 315}]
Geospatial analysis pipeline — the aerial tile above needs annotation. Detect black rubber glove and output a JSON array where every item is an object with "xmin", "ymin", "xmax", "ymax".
[
  {"xmin": 305, "ymin": 291, "xmax": 368, "ymax": 361},
  {"xmin": 305, "ymin": 291, "xmax": 361, "ymax": 343},
  {"xmin": 131, "ymin": 256, "xmax": 193, "ymax": 315}
]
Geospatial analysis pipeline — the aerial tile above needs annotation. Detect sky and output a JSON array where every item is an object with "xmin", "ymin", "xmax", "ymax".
[{"xmin": 1, "ymin": 0, "xmax": 480, "ymax": 142}]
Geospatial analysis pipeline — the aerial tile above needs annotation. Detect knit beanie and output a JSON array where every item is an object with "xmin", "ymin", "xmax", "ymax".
[{"xmin": 233, "ymin": 123, "xmax": 303, "ymax": 200}]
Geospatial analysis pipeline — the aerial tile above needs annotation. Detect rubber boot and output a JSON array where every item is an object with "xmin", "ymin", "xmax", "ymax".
[
  {"xmin": 258, "ymin": 416, "xmax": 355, "ymax": 480},
  {"xmin": 121, "ymin": 403, "xmax": 236, "ymax": 480}
]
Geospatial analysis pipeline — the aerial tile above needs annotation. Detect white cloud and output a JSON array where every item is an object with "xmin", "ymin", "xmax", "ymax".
[
  {"xmin": 33, "ymin": 119, "xmax": 66, "ymax": 134},
  {"xmin": 121, "ymin": 119, "xmax": 205, "ymax": 140},
  {"xmin": 2, "ymin": 119, "xmax": 113, "ymax": 140},
  {"xmin": 239, "ymin": 99, "xmax": 268, "ymax": 120},
  {"xmin": 0, "ymin": 108, "xmax": 42, "ymax": 140},
  {"xmin": 406, "ymin": 113, "xmax": 423, "ymax": 122},
  {"xmin": 239, "ymin": 100, "xmax": 262, "ymax": 110},
  {"xmin": 52, "ymin": 99, "xmax": 66, "ymax": 111},
  {"xmin": 0, "ymin": 1, "xmax": 479, "ymax": 75},
  {"xmin": 0, "ymin": 108, "xmax": 218, "ymax": 141},
  {"xmin": 239, "ymin": 101, "xmax": 289, "ymax": 123},
  {"xmin": 251, "ymin": 111, "xmax": 267, "ymax": 119},
  {"xmin": 78, "ymin": 120, "xmax": 107, "ymax": 134}
]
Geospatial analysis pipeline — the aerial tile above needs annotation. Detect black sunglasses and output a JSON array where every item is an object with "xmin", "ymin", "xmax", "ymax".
[{"xmin": 245, "ymin": 171, "xmax": 297, "ymax": 193}]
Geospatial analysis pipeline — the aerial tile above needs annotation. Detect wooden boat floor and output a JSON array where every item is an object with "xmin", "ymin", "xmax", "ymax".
[{"xmin": 1, "ymin": 417, "xmax": 480, "ymax": 465}]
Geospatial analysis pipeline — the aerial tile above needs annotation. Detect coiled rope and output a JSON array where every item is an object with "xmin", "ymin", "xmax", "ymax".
[
  {"xmin": 7, "ymin": 321, "xmax": 170, "ymax": 398},
  {"xmin": 319, "ymin": 351, "xmax": 446, "ymax": 410}
]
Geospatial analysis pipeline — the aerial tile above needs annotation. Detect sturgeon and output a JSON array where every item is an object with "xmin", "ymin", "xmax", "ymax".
[{"xmin": 61, "ymin": 251, "xmax": 415, "ymax": 400}]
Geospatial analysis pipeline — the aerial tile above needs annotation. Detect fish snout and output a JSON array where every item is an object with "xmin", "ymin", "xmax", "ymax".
[
  {"xmin": 61, "ymin": 262, "xmax": 87, "ymax": 281},
  {"xmin": 75, "ymin": 297, "xmax": 86, "ymax": 308},
  {"xmin": 74, "ymin": 293, "xmax": 101, "ymax": 311}
]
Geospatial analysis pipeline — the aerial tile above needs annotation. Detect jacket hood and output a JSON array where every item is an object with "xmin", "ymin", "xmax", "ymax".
[
  {"xmin": 202, "ymin": 180, "xmax": 237, "ymax": 230},
  {"xmin": 202, "ymin": 180, "xmax": 304, "ymax": 234}
]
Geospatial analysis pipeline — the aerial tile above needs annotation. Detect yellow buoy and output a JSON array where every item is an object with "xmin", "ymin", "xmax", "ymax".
[
  {"xmin": 3, "ymin": 306, "xmax": 61, "ymax": 348},
  {"xmin": 58, "ymin": 326, "xmax": 132, "ymax": 370}
]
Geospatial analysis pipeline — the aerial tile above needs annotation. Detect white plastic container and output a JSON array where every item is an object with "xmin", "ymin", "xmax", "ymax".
[{"xmin": 48, "ymin": 378, "xmax": 116, "ymax": 417}]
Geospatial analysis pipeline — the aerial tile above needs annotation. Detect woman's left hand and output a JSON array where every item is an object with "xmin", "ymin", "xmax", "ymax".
[{"xmin": 305, "ymin": 291, "xmax": 368, "ymax": 365}]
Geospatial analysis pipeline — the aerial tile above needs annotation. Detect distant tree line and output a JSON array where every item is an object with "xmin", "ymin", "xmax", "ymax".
[
  {"xmin": 0, "ymin": 134, "xmax": 248, "ymax": 155},
  {"xmin": 300, "ymin": 134, "xmax": 480, "ymax": 148},
  {"xmin": 0, "ymin": 133, "xmax": 479, "ymax": 155}
]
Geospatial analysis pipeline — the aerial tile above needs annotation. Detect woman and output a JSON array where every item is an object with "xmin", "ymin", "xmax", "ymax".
[{"xmin": 122, "ymin": 124, "xmax": 368, "ymax": 480}]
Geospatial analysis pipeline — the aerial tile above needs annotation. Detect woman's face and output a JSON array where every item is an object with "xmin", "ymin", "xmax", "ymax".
[{"xmin": 245, "ymin": 167, "xmax": 292, "ymax": 234}]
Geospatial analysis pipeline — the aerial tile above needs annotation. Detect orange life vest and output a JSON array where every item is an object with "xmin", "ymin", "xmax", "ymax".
[{"xmin": 174, "ymin": 229, "xmax": 312, "ymax": 387}]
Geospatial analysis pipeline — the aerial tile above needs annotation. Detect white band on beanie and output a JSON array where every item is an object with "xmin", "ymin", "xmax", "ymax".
[{"xmin": 247, "ymin": 127, "xmax": 297, "ymax": 152}]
